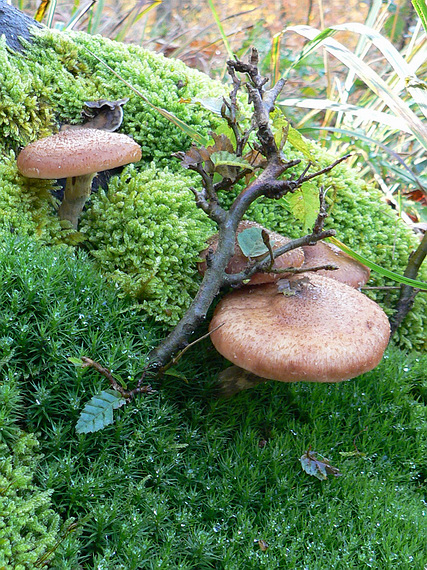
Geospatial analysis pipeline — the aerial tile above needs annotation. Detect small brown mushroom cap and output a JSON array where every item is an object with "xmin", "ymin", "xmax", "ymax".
[
  {"xmin": 302, "ymin": 241, "xmax": 370, "ymax": 288},
  {"xmin": 209, "ymin": 274, "xmax": 390, "ymax": 383},
  {"xmin": 199, "ymin": 220, "xmax": 304, "ymax": 285},
  {"xmin": 17, "ymin": 129, "xmax": 142, "ymax": 179}
]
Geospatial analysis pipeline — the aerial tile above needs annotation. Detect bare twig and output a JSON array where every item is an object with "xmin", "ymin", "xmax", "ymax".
[{"xmin": 390, "ymin": 231, "xmax": 427, "ymax": 336}]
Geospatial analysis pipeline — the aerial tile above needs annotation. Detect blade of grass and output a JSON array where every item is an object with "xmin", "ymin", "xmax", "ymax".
[
  {"xmin": 271, "ymin": 32, "xmax": 283, "ymax": 86},
  {"xmin": 329, "ymin": 236, "xmax": 427, "ymax": 290},
  {"xmin": 331, "ymin": 22, "xmax": 427, "ymax": 119},
  {"xmin": 34, "ymin": 0, "xmax": 51, "ymax": 23},
  {"xmin": 45, "ymin": 0, "xmax": 57, "ymax": 28},
  {"xmin": 115, "ymin": 1, "xmax": 161, "ymax": 43},
  {"xmin": 286, "ymin": 25, "xmax": 427, "ymax": 150},
  {"xmin": 278, "ymin": 98, "xmax": 411, "ymax": 132},
  {"xmin": 206, "ymin": 0, "xmax": 234, "ymax": 59},
  {"xmin": 65, "ymin": 0, "xmax": 96, "ymax": 31},
  {"xmin": 300, "ymin": 125, "xmax": 425, "ymax": 190},
  {"xmin": 82, "ymin": 47, "xmax": 209, "ymax": 147},
  {"xmin": 411, "ymin": 0, "xmax": 427, "ymax": 34}
]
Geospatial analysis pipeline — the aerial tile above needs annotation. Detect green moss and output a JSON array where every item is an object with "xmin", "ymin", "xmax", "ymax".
[
  {"xmin": 81, "ymin": 164, "xmax": 215, "ymax": 324},
  {"xmin": 0, "ymin": 27, "xmax": 425, "ymax": 347},
  {"xmin": 0, "ymin": 431, "xmax": 60, "ymax": 569}
]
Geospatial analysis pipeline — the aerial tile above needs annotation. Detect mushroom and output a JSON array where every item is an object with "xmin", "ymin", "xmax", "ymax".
[
  {"xmin": 17, "ymin": 129, "xmax": 142, "ymax": 229},
  {"xmin": 199, "ymin": 220, "xmax": 305, "ymax": 285},
  {"xmin": 209, "ymin": 274, "xmax": 390, "ymax": 383},
  {"xmin": 302, "ymin": 240, "xmax": 370, "ymax": 288}
]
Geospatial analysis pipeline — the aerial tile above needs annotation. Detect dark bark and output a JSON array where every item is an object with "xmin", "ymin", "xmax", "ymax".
[{"xmin": 0, "ymin": 1, "xmax": 41, "ymax": 51}]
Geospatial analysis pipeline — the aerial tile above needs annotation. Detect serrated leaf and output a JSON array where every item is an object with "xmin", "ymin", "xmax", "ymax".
[
  {"xmin": 210, "ymin": 151, "xmax": 254, "ymax": 170},
  {"xmin": 237, "ymin": 227, "xmax": 274, "ymax": 257},
  {"xmin": 300, "ymin": 449, "xmax": 342, "ymax": 480},
  {"xmin": 287, "ymin": 126, "xmax": 317, "ymax": 162},
  {"xmin": 284, "ymin": 182, "xmax": 320, "ymax": 232},
  {"xmin": 191, "ymin": 96, "xmax": 225, "ymax": 116},
  {"xmin": 271, "ymin": 109, "xmax": 290, "ymax": 148},
  {"xmin": 75, "ymin": 390, "xmax": 126, "ymax": 434}
]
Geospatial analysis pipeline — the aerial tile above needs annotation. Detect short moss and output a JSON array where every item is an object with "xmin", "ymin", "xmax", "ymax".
[{"xmin": 0, "ymin": 27, "xmax": 425, "ymax": 347}]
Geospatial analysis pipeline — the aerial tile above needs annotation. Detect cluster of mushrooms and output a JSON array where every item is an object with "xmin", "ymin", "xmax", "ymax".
[{"xmin": 200, "ymin": 221, "xmax": 391, "ymax": 393}]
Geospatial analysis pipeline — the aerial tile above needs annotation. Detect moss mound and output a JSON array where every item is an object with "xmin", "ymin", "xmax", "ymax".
[{"xmin": 0, "ymin": 28, "xmax": 425, "ymax": 347}]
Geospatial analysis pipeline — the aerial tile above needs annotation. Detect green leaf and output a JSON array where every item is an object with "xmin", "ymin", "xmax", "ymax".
[
  {"xmin": 67, "ymin": 356, "xmax": 85, "ymax": 367},
  {"xmin": 284, "ymin": 182, "xmax": 320, "ymax": 232},
  {"xmin": 237, "ymin": 227, "xmax": 272, "ymax": 257},
  {"xmin": 287, "ymin": 126, "xmax": 317, "ymax": 162},
  {"xmin": 76, "ymin": 390, "xmax": 126, "ymax": 434},
  {"xmin": 210, "ymin": 151, "xmax": 254, "ymax": 170},
  {"xmin": 271, "ymin": 109, "xmax": 289, "ymax": 148},
  {"xmin": 329, "ymin": 237, "xmax": 427, "ymax": 290}
]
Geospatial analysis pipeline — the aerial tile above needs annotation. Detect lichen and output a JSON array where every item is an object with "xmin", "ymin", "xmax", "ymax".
[{"xmin": 0, "ymin": 27, "xmax": 425, "ymax": 348}]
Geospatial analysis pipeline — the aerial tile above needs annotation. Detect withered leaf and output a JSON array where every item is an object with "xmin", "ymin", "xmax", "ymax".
[
  {"xmin": 277, "ymin": 276, "xmax": 309, "ymax": 296},
  {"xmin": 300, "ymin": 448, "xmax": 342, "ymax": 480}
]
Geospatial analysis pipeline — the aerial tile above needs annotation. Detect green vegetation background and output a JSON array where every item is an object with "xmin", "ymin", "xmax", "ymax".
[{"xmin": 0, "ymin": 19, "xmax": 426, "ymax": 569}]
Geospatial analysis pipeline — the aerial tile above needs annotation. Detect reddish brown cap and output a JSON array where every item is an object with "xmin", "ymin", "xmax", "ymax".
[
  {"xmin": 302, "ymin": 241, "xmax": 370, "ymax": 288},
  {"xmin": 17, "ymin": 129, "xmax": 142, "ymax": 179},
  {"xmin": 209, "ymin": 274, "xmax": 390, "ymax": 383},
  {"xmin": 199, "ymin": 221, "xmax": 304, "ymax": 285}
]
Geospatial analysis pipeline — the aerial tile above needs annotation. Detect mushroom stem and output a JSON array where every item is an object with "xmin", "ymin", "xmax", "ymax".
[{"xmin": 58, "ymin": 173, "xmax": 95, "ymax": 229}]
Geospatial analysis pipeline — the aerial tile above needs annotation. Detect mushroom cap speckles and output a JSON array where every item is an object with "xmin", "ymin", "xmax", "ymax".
[
  {"xmin": 302, "ymin": 241, "xmax": 370, "ymax": 288},
  {"xmin": 17, "ymin": 129, "xmax": 142, "ymax": 179},
  {"xmin": 199, "ymin": 220, "xmax": 304, "ymax": 285},
  {"xmin": 209, "ymin": 274, "xmax": 390, "ymax": 383}
]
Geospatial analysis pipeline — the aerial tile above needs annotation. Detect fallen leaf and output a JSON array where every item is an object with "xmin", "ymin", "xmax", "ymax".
[{"xmin": 300, "ymin": 448, "xmax": 342, "ymax": 480}]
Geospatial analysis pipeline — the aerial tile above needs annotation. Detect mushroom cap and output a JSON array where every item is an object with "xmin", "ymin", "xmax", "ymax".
[
  {"xmin": 199, "ymin": 220, "xmax": 304, "ymax": 285},
  {"xmin": 209, "ymin": 274, "xmax": 390, "ymax": 383},
  {"xmin": 17, "ymin": 129, "xmax": 142, "ymax": 179},
  {"xmin": 302, "ymin": 241, "xmax": 370, "ymax": 288}
]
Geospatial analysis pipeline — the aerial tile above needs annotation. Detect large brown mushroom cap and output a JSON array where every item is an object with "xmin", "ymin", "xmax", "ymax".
[
  {"xmin": 199, "ymin": 220, "xmax": 304, "ymax": 285},
  {"xmin": 302, "ymin": 241, "xmax": 370, "ymax": 288},
  {"xmin": 17, "ymin": 129, "xmax": 142, "ymax": 179},
  {"xmin": 209, "ymin": 274, "xmax": 390, "ymax": 383}
]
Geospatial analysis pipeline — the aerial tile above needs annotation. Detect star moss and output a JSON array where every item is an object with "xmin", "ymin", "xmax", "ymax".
[{"xmin": 0, "ymin": 28, "xmax": 425, "ymax": 347}]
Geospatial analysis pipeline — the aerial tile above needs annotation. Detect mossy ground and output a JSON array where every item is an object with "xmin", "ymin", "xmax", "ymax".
[
  {"xmin": 1, "ymin": 232, "xmax": 426, "ymax": 569},
  {"xmin": 0, "ymin": 28, "xmax": 425, "ymax": 346}
]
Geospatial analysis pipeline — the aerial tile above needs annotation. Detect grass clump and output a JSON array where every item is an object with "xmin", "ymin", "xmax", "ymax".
[{"xmin": 1, "ymin": 230, "xmax": 426, "ymax": 568}]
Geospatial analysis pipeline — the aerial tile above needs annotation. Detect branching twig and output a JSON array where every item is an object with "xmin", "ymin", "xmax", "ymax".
[{"xmin": 390, "ymin": 231, "xmax": 427, "ymax": 336}]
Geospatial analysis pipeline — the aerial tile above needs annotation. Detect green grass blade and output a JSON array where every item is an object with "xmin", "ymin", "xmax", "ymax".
[
  {"xmin": 286, "ymin": 25, "xmax": 427, "ymax": 150},
  {"xmin": 207, "ymin": 0, "xmax": 234, "ymax": 60},
  {"xmin": 329, "ymin": 236, "xmax": 427, "ymax": 290},
  {"xmin": 301, "ymin": 125, "xmax": 425, "ymax": 189},
  {"xmin": 412, "ymin": 0, "xmax": 427, "ymax": 34},
  {"xmin": 271, "ymin": 32, "xmax": 283, "ymax": 85},
  {"xmin": 115, "ymin": 1, "xmax": 162, "ymax": 43},
  {"xmin": 65, "ymin": 0, "xmax": 96, "ymax": 31},
  {"xmin": 82, "ymin": 47, "xmax": 209, "ymax": 147},
  {"xmin": 278, "ymin": 98, "xmax": 411, "ymax": 132},
  {"xmin": 45, "ymin": 0, "xmax": 58, "ymax": 28},
  {"xmin": 332, "ymin": 22, "xmax": 427, "ymax": 119}
]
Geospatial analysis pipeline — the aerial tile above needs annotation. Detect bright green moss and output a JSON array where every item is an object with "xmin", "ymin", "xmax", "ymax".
[
  {"xmin": 81, "ymin": 164, "xmax": 215, "ymax": 325},
  {"xmin": 0, "ymin": 432, "xmax": 60, "ymax": 569},
  {"xmin": 0, "ymin": 27, "xmax": 425, "ymax": 347}
]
